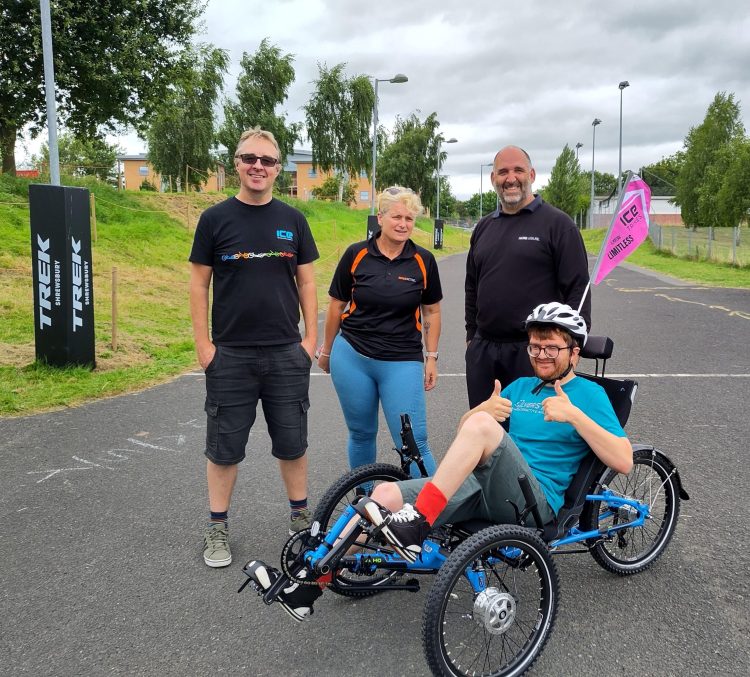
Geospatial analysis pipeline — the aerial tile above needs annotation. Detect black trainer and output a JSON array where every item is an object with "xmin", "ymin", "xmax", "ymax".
[
  {"xmin": 362, "ymin": 501, "xmax": 430, "ymax": 563},
  {"xmin": 242, "ymin": 560, "xmax": 322, "ymax": 622}
]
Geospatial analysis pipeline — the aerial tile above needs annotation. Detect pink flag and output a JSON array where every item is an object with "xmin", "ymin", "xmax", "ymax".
[{"xmin": 591, "ymin": 174, "xmax": 651, "ymax": 285}]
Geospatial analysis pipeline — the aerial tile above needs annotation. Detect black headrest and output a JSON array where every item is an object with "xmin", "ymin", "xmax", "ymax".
[{"xmin": 580, "ymin": 335, "xmax": 613, "ymax": 360}]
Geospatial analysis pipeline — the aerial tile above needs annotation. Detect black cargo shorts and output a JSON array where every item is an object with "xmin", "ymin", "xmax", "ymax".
[{"xmin": 203, "ymin": 343, "xmax": 312, "ymax": 464}]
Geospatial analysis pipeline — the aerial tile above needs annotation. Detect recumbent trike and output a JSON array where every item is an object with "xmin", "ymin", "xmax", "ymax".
[{"xmin": 240, "ymin": 336, "xmax": 689, "ymax": 677}]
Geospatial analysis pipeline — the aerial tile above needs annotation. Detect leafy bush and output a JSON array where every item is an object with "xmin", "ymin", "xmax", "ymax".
[{"xmin": 312, "ymin": 175, "xmax": 357, "ymax": 205}]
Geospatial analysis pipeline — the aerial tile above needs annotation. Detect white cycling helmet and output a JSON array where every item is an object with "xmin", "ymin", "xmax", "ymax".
[{"xmin": 524, "ymin": 302, "xmax": 588, "ymax": 347}]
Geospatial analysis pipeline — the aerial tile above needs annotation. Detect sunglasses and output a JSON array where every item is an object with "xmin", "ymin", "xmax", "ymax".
[
  {"xmin": 384, "ymin": 186, "xmax": 415, "ymax": 195},
  {"xmin": 235, "ymin": 154, "xmax": 279, "ymax": 167}
]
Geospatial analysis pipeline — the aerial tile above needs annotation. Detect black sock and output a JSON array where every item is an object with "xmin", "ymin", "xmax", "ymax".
[
  {"xmin": 209, "ymin": 510, "xmax": 228, "ymax": 525},
  {"xmin": 289, "ymin": 498, "xmax": 308, "ymax": 517}
]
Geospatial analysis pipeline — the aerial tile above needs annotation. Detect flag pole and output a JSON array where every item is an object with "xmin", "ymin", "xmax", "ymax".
[{"xmin": 577, "ymin": 281, "xmax": 591, "ymax": 314}]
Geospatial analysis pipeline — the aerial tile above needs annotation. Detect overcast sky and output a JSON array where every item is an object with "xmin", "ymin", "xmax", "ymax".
[{"xmin": 19, "ymin": 0, "xmax": 750, "ymax": 199}]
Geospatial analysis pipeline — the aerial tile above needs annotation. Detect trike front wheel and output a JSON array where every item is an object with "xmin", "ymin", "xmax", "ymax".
[
  {"xmin": 313, "ymin": 463, "xmax": 410, "ymax": 598},
  {"xmin": 423, "ymin": 525, "xmax": 559, "ymax": 677}
]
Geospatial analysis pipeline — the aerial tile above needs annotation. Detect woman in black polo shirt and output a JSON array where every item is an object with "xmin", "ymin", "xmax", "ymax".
[{"xmin": 316, "ymin": 186, "xmax": 443, "ymax": 477}]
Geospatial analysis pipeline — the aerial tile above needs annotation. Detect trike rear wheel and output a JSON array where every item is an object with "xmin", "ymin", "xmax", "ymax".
[{"xmin": 580, "ymin": 448, "xmax": 681, "ymax": 575}]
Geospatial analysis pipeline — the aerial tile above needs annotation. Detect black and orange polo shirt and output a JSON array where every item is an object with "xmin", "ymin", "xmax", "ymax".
[{"xmin": 329, "ymin": 234, "xmax": 443, "ymax": 361}]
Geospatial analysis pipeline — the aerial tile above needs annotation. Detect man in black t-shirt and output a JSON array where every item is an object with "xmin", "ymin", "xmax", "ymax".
[
  {"xmin": 465, "ymin": 146, "xmax": 591, "ymax": 407},
  {"xmin": 189, "ymin": 127, "xmax": 319, "ymax": 568}
]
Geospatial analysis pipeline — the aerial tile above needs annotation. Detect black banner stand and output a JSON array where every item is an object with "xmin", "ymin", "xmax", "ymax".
[
  {"xmin": 29, "ymin": 184, "xmax": 96, "ymax": 367},
  {"xmin": 433, "ymin": 219, "xmax": 444, "ymax": 249},
  {"xmin": 367, "ymin": 214, "xmax": 380, "ymax": 240}
]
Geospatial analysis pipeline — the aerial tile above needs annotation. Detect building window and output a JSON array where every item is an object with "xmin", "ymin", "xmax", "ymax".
[
  {"xmin": 360, "ymin": 191, "xmax": 369, "ymax": 202},
  {"xmin": 139, "ymin": 166, "xmax": 149, "ymax": 176},
  {"xmin": 307, "ymin": 168, "xmax": 317, "ymax": 178},
  {"xmin": 360, "ymin": 169, "xmax": 368, "ymax": 178}
]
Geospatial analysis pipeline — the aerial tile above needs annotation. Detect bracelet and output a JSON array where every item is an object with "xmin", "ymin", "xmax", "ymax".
[{"xmin": 315, "ymin": 346, "xmax": 330, "ymax": 359}]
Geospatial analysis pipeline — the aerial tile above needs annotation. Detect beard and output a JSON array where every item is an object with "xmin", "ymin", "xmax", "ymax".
[
  {"xmin": 531, "ymin": 356, "xmax": 573, "ymax": 383},
  {"xmin": 498, "ymin": 181, "xmax": 531, "ymax": 210}
]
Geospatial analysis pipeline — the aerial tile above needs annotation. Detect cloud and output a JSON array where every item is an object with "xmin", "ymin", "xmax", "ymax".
[{"xmin": 22, "ymin": 0, "xmax": 748, "ymax": 200}]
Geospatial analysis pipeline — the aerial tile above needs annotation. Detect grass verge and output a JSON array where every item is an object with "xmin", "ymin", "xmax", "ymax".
[
  {"xmin": 580, "ymin": 228, "xmax": 750, "ymax": 287},
  {"xmin": 0, "ymin": 175, "xmax": 469, "ymax": 416}
]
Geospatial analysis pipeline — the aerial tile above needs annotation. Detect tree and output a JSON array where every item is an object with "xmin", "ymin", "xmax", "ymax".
[
  {"xmin": 582, "ymin": 170, "xmax": 618, "ymax": 197},
  {"xmin": 312, "ymin": 175, "xmax": 357, "ymax": 205},
  {"xmin": 0, "ymin": 0, "xmax": 203, "ymax": 174},
  {"xmin": 542, "ymin": 145, "xmax": 582, "ymax": 218},
  {"xmin": 304, "ymin": 63, "xmax": 375, "ymax": 181},
  {"xmin": 146, "ymin": 46, "xmax": 228, "ymax": 191},
  {"xmin": 376, "ymin": 112, "xmax": 444, "ymax": 215},
  {"xmin": 698, "ymin": 136, "xmax": 750, "ymax": 229},
  {"xmin": 36, "ymin": 133, "xmax": 120, "ymax": 182},
  {"xmin": 462, "ymin": 190, "xmax": 499, "ymax": 220},
  {"xmin": 217, "ymin": 38, "xmax": 301, "ymax": 170},
  {"xmin": 674, "ymin": 91, "xmax": 745, "ymax": 227},
  {"xmin": 640, "ymin": 154, "xmax": 683, "ymax": 196},
  {"xmin": 437, "ymin": 177, "xmax": 458, "ymax": 217}
]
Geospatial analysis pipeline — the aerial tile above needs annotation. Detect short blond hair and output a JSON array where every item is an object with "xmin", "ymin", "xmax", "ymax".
[
  {"xmin": 235, "ymin": 126, "xmax": 281, "ymax": 158},
  {"xmin": 377, "ymin": 185, "xmax": 423, "ymax": 216}
]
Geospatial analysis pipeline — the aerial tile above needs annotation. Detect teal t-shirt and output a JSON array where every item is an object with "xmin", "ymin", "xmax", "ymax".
[{"xmin": 501, "ymin": 376, "xmax": 626, "ymax": 514}]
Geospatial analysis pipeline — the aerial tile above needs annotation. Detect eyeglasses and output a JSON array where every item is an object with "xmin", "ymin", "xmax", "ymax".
[
  {"xmin": 384, "ymin": 186, "xmax": 415, "ymax": 195},
  {"xmin": 527, "ymin": 344, "xmax": 573, "ymax": 358},
  {"xmin": 235, "ymin": 154, "xmax": 279, "ymax": 167}
]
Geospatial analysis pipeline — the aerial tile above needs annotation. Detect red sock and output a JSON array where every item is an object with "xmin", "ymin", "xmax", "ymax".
[{"xmin": 414, "ymin": 481, "xmax": 448, "ymax": 526}]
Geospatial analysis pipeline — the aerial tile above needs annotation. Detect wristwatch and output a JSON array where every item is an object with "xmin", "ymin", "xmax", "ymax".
[{"xmin": 425, "ymin": 351, "xmax": 439, "ymax": 361}]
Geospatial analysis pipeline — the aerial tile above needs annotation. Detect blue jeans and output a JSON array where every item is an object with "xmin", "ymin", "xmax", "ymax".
[{"xmin": 329, "ymin": 335, "xmax": 436, "ymax": 478}]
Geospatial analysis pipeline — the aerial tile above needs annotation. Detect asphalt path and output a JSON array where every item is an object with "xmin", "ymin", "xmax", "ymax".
[{"xmin": 2, "ymin": 253, "xmax": 749, "ymax": 676}]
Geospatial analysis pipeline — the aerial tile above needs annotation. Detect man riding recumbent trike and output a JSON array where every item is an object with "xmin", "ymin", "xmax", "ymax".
[{"xmin": 238, "ymin": 302, "xmax": 689, "ymax": 677}]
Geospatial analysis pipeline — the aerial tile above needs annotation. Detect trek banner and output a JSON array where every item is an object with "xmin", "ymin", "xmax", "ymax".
[{"xmin": 590, "ymin": 171, "xmax": 652, "ymax": 285}]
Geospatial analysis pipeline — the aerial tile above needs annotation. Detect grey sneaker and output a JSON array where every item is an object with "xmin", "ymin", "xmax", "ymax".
[
  {"xmin": 203, "ymin": 522, "xmax": 231, "ymax": 568},
  {"xmin": 289, "ymin": 508, "xmax": 312, "ymax": 536}
]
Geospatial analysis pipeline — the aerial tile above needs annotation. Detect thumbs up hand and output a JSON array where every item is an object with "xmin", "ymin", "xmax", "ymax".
[
  {"xmin": 542, "ymin": 380, "xmax": 575, "ymax": 423},
  {"xmin": 480, "ymin": 379, "xmax": 512, "ymax": 423}
]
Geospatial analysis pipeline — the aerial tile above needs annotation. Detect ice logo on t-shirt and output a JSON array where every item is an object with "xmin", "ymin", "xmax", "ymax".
[
  {"xmin": 513, "ymin": 399, "xmax": 543, "ymax": 415},
  {"xmin": 276, "ymin": 229, "xmax": 294, "ymax": 241}
]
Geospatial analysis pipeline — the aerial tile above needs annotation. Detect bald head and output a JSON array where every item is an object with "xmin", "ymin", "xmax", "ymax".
[
  {"xmin": 491, "ymin": 146, "xmax": 536, "ymax": 213},
  {"xmin": 494, "ymin": 146, "xmax": 532, "ymax": 168}
]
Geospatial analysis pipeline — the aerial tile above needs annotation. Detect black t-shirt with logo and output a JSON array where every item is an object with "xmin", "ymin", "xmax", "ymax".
[
  {"xmin": 189, "ymin": 197, "xmax": 319, "ymax": 346},
  {"xmin": 329, "ymin": 235, "xmax": 443, "ymax": 362}
]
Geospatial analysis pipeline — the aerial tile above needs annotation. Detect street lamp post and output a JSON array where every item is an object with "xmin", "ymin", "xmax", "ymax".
[
  {"xmin": 370, "ymin": 73, "xmax": 408, "ymax": 215},
  {"xmin": 436, "ymin": 137, "xmax": 457, "ymax": 219},
  {"xmin": 575, "ymin": 142, "xmax": 583, "ymax": 160},
  {"xmin": 479, "ymin": 162, "xmax": 492, "ymax": 220},
  {"xmin": 589, "ymin": 118, "xmax": 601, "ymax": 229},
  {"xmin": 618, "ymin": 80, "xmax": 630, "ymax": 195}
]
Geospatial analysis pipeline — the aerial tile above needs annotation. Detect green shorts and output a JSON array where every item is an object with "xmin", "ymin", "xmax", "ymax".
[{"xmin": 396, "ymin": 433, "xmax": 555, "ymax": 528}]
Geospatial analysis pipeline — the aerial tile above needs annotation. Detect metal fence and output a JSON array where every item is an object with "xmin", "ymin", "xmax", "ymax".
[{"xmin": 648, "ymin": 224, "xmax": 749, "ymax": 267}]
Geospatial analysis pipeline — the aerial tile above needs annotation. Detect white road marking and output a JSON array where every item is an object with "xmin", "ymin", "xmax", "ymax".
[
  {"xmin": 126, "ymin": 438, "xmax": 177, "ymax": 451},
  {"xmin": 27, "ymin": 467, "xmax": 91, "ymax": 483}
]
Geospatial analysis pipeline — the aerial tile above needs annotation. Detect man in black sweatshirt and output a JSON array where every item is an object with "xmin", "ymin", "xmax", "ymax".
[{"xmin": 465, "ymin": 146, "xmax": 591, "ymax": 407}]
